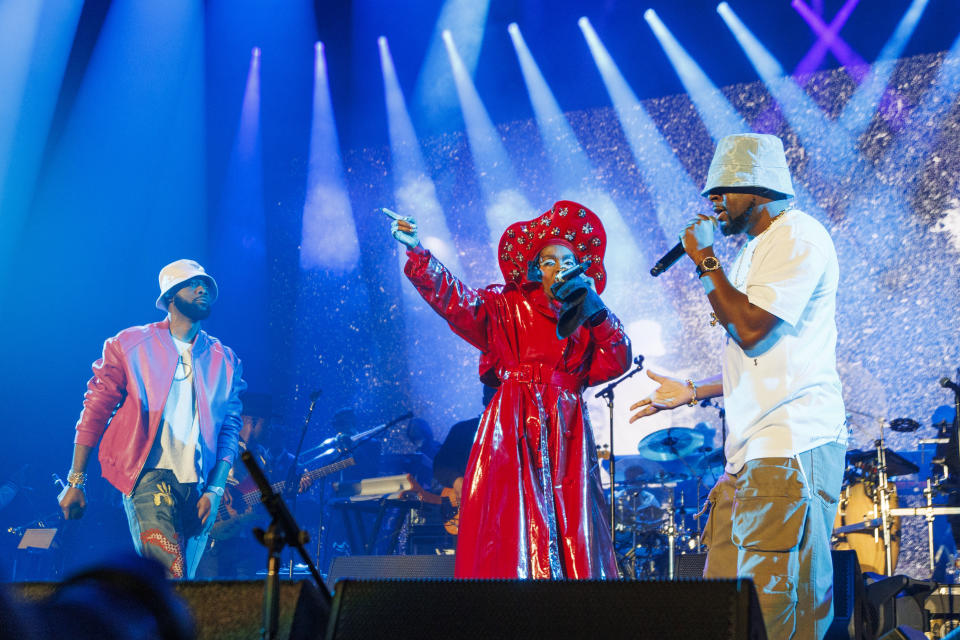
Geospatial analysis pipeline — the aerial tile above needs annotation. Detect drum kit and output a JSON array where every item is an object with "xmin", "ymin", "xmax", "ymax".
[
  {"xmin": 608, "ymin": 427, "xmax": 722, "ymax": 579},
  {"xmin": 613, "ymin": 412, "xmax": 960, "ymax": 580},
  {"xmin": 832, "ymin": 412, "xmax": 960, "ymax": 577}
]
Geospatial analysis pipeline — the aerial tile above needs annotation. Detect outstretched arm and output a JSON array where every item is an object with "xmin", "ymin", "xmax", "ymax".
[
  {"xmin": 382, "ymin": 207, "xmax": 491, "ymax": 352},
  {"xmin": 629, "ymin": 370, "xmax": 722, "ymax": 422}
]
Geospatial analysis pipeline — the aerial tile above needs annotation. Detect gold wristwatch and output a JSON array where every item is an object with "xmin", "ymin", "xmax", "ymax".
[{"xmin": 696, "ymin": 256, "xmax": 721, "ymax": 277}]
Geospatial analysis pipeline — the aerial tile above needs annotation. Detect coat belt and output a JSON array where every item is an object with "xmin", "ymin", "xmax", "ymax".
[{"xmin": 498, "ymin": 363, "xmax": 582, "ymax": 392}]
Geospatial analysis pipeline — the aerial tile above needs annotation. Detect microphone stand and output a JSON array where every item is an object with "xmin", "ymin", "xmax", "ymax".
[
  {"xmin": 594, "ymin": 354, "xmax": 645, "ymax": 554},
  {"xmin": 300, "ymin": 411, "xmax": 411, "ymax": 573},
  {"xmin": 282, "ymin": 389, "xmax": 321, "ymax": 577},
  {"xmin": 243, "ymin": 451, "xmax": 330, "ymax": 640}
]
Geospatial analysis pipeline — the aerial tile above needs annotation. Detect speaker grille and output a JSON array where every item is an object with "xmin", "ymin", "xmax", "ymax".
[
  {"xmin": 326, "ymin": 554, "xmax": 455, "ymax": 589},
  {"xmin": 327, "ymin": 578, "xmax": 767, "ymax": 639}
]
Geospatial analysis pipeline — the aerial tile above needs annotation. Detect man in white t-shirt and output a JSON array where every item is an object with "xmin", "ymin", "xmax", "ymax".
[
  {"xmin": 630, "ymin": 133, "xmax": 846, "ymax": 640},
  {"xmin": 59, "ymin": 259, "xmax": 245, "ymax": 578}
]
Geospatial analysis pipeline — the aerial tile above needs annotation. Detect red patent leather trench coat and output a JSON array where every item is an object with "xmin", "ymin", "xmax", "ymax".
[{"xmin": 405, "ymin": 246, "xmax": 631, "ymax": 579}]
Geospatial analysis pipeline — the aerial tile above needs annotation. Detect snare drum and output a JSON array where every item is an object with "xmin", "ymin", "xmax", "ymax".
[{"xmin": 832, "ymin": 480, "xmax": 900, "ymax": 574}]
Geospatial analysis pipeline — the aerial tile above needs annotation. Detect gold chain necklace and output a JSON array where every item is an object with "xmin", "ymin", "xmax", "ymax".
[{"xmin": 709, "ymin": 206, "xmax": 795, "ymax": 327}]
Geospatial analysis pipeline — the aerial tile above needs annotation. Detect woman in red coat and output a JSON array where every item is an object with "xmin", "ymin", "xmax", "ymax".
[{"xmin": 384, "ymin": 201, "xmax": 631, "ymax": 579}]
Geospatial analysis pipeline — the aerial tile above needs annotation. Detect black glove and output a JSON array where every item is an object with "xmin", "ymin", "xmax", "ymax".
[{"xmin": 551, "ymin": 278, "xmax": 607, "ymax": 339}]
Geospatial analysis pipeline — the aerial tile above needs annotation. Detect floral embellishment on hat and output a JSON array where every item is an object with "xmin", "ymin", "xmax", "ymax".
[{"xmin": 496, "ymin": 200, "xmax": 607, "ymax": 293}]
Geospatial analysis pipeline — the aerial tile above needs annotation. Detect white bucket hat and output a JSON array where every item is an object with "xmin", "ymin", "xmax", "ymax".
[
  {"xmin": 155, "ymin": 259, "xmax": 218, "ymax": 311},
  {"xmin": 701, "ymin": 133, "xmax": 795, "ymax": 198}
]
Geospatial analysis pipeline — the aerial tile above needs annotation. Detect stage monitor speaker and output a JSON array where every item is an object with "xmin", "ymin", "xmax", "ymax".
[
  {"xmin": 676, "ymin": 552, "xmax": 707, "ymax": 578},
  {"xmin": 827, "ymin": 549, "xmax": 868, "ymax": 640},
  {"xmin": 325, "ymin": 554, "xmax": 455, "ymax": 589},
  {"xmin": 175, "ymin": 580, "xmax": 326, "ymax": 640},
  {"xmin": 8, "ymin": 579, "xmax": 326, "ymax": 640},
  {"xmin": 326, "ymin": 578, "xmax": 767, "ymax": 639},
  {"xmin": 878, "ymin": 626, "xmax": 928, "ymax": 640}
]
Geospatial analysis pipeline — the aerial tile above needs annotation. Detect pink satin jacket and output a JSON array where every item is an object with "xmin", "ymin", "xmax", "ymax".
[{"xmin": 74, "ymin": 320, "xmax": 246, "ymax": 495}]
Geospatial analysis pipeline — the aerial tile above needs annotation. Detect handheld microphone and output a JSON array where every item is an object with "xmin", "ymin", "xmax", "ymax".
[
  {"xmin": 555, "ymin": 260, "xmax": 591, "ymax": 285},
  {"xmin": 650, "ymin": 242, "xmax": 685, "ymax": 277}
]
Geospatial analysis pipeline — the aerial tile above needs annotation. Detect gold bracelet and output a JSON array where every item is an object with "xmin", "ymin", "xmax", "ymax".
[
  {"xmin": 67, "ymin": 471, "xmax": 87, "ymax": 488},
  {"xmin": 685, "ymin": 379, "xmax": 698, "ymax": 407}
]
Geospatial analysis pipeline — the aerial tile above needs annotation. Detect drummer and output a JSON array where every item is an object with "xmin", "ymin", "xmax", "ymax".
[{"xmin": 629, "ymin": 133, "xmax": 846, "ymax": 640}]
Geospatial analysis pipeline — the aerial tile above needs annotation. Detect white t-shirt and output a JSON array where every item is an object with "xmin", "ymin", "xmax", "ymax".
[
  {"xmin": 722, "ymin": 208, "xmax": 846, "ymax": 474},
  {"xmin": 145, "ymin": 335, "xmax": 202, "ymax": 484}
]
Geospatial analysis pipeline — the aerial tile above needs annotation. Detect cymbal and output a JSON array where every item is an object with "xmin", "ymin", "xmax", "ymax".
[
  {"xmin": 692, "ymin": 447, "xmax": 724, "ymax": 469},
  {"xmin": 637, "ymin": 428, "xmax": 705, "ymax": 461},
  {"xmin": 889, "ymin": 418, "xmax": 921, "ymax": 433},
  {"xmin": 845, "ymin": 448, "xmax": 919, "ymax": 478},
  {"xmin": 623, "ymin": 470, "xmax": 691, "ymax": 486}
]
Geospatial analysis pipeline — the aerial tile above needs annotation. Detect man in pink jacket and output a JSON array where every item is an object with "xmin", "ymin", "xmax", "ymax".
[{"xmin": 58, "ymin": 259, "xmax": 246, "ymax": 578}]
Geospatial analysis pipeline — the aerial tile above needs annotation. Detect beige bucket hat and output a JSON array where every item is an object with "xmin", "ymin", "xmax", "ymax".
[
  {"xmin": 155, "ymin": 259, "xmax": 218, "ymax": 311},
  {"xmin": 701, "ymin": 133, "xmax": 795, "ymax": 198}
]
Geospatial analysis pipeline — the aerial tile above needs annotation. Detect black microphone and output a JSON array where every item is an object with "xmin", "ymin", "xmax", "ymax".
[
  {"xmin": 555, "ymin": 260, "xmax": 591, "ymax": 285},
  {"xmin": 650, "ymin": 242, "xmax": 685, "ymax": 277},
  {"xmin": 940, "ymin": 377, "xmax": 960, "ymax": 393}
]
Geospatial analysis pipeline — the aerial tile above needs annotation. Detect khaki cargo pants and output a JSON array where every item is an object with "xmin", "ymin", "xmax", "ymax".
[{"xmin": 702, "ymin": 442, "xmax": 845, "ymax": 640}]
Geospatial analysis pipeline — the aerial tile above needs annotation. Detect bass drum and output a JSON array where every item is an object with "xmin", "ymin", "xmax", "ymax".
[{"xmin": 832, "ymin": 481, "xmax": 900, "ymax": 574}]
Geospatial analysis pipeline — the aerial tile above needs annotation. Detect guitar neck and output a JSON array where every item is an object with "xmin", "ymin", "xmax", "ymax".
[{"xmin": 238, "ymin": 456, "xmax": 357, "ymax": 509}]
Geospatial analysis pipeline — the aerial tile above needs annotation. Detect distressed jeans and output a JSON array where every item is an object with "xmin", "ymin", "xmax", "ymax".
[
  {"xmin": 703, "ymin": 442, "xmax": 846, "ymax": 640},
  {"xmin": 122, "ymin": 468, "xmax": 211, "ymax": 579}
]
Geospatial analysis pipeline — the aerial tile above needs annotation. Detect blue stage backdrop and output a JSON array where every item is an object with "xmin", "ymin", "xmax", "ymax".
[
  {"xmin": 0, "ymin": 30, "xmax": 957, "ymax": 577},
  {"xmin": 278, "ymin": 52, "xmax": 960, "ymax": 578}
]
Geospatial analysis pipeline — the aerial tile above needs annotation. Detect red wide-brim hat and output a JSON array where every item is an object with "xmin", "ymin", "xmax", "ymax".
[{"xmin": 497, "ymin": 200, "xmax": 608, "ymax": 294}]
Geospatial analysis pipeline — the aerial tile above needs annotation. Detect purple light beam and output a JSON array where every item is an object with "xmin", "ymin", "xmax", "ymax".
[{"xmin": 792, "ymin": 0, "xmax": 867, "ymax": 82}]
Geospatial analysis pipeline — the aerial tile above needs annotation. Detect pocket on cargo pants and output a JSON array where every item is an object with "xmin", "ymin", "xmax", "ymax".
[
  {"xmin": 732, "ymin": 457, "xmax": 809, "ymax": 637},
  {"xmin": 732, "ymin": 458, "xmax": 808, "ymax": 553}
]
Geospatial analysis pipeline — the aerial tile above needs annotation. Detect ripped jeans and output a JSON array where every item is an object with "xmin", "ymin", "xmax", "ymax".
[
  {"xmin": 122, "ymin": 469, "xmax": 210, "ymax": 579},
  {"xmin": 702, "ymin": 442, "xmax": 845, "ymax": 640}
]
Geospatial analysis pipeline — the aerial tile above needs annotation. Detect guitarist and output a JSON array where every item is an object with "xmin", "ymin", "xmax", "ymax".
[{"xmin": 198, "ymin": 392, "xmax": 312, "ymax": 578}]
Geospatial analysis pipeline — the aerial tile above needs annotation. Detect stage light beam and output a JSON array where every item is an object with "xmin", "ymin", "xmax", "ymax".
[
  {"xmin": 412, "ymin": 0, "xmax": 491, "ymax": 133},
  {"xmin": 300, "ymin": 41, "xmax": 360, "ymax": 272},
  {"xmin": 579, "ymin": 16, "xmax": 702, "ymax": 238},
  {"xmin": 442, "ymin": 30, "xmax": 534, "ymax": 248},
  {"xmin": 378, "ymin": 36, "xmax": 460, "ymax": 272},
  {"xmin": 509, "ymin": 21, "xmax": 665, "ymax": 320},
  {"xmin": 643, "ymin": 9, "xmax": 748, "ymax": 140},
  {"xmin": 717, "ymin": 2, "xmax": 863, "ymax": 185},
  {"xmin": 792, "ymin": 0, "xmax": 865, "ymax": 80},
  {"xmin": 837, "ymin": 0, "xmax": 930, "ymax": 137}
]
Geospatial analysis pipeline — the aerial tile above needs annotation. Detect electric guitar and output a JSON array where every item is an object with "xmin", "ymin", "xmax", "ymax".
[
  {"xmin": 403, "ymin": 475, "xmax": 463, "ymax": 536},
  {"xmin": 210, "ymin": 456, "xmax": 355, "ymax": 541}
]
